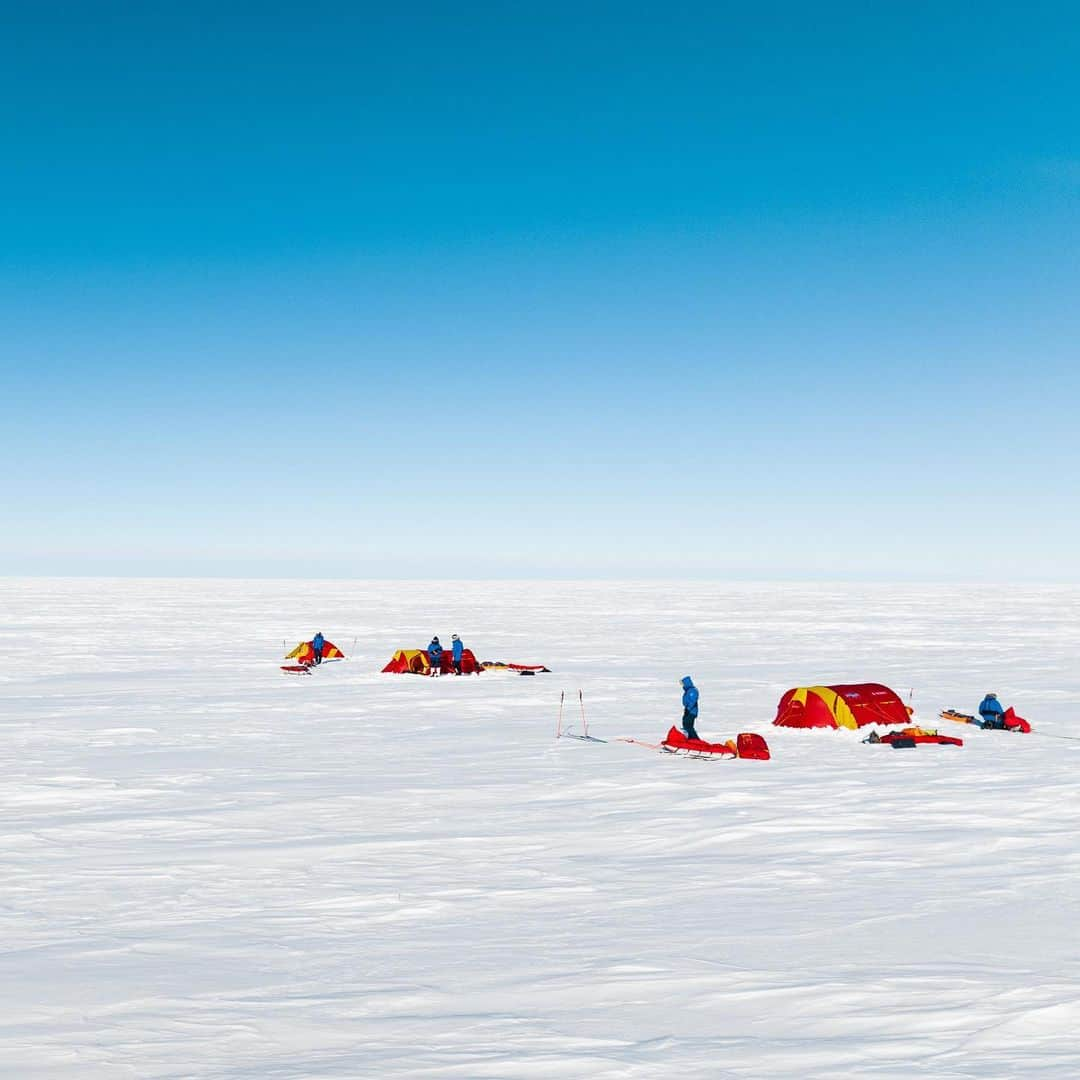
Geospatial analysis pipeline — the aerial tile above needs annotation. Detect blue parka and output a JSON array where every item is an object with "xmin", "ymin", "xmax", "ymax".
[
  {"xmin": 681, "ymin": 676, "xmax": 699, "ymax": 717},
  {"xmin": 978, "ymin": 694, "xmax": 1004, "ymax": 721},
  {"xmin": 312, "ymin": 632, "xmax": 325, "ymax": 656},
  {"xmin": 428, "ymin": 638, "xmax": 443, "ymax": 662},
  {"xmin": 452, "ymin": 637, "xmax": 464, "ymax": 661}
]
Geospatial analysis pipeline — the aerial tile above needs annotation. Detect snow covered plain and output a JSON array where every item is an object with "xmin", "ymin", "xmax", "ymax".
[{"xmin": 1, "ymin": 578, "xmax": 1079, "ymax": 1079}]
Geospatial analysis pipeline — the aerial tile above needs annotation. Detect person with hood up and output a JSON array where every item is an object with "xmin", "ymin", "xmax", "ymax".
[
  {"xmin": 428, "ymin": 636, "xmax": 444, "ymax": 677},
  {"xmin": 977, "ymin": 692, "xmax": 1006, "ymax": 729},
  {"xmin": 451, "ymin": 634, "xmax": 465, "ymax": 675},
  {"xmin": 311, "ymin": 631, "xmax": 325, "ymax": 666},
  {"xmin": 680, "ymin": 676, "xmax": 700, "ymax": 740}
]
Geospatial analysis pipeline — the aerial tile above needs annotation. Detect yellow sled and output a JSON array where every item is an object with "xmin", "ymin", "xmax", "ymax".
[{"xmin": 940, "ymin": 709, "xmax": 977, "ymax": 724}]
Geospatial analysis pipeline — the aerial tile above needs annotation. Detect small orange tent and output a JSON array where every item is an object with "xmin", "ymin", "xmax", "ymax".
[
  {"xmin": 773, "ymin": 684, "xmax": 911, "ymax": 729},
  {"xmin": 285, "ymin": 638, "xmax": 345, "ymax": 666}
]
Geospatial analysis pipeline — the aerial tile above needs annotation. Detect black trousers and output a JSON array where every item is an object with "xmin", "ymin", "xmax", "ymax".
[
  {"xmin": 682, "ymin": 708, "xmax": 699, "ymax": 740},
  {"xmin": 454, "ymin": 659, "xmax": 462, "ymax": 674}
]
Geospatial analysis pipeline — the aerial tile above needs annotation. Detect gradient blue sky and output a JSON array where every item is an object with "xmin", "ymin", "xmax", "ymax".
[{"xmin": 3, "ymin": 3, "xmax": 1078, "ymax": 578}]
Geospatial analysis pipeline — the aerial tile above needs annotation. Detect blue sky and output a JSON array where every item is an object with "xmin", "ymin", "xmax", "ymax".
[{"xmin": 3, "ymin": 3, "xmax": 1078, "ymax": 578}]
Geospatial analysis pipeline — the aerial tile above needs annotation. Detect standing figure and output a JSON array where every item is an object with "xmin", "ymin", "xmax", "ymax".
[
  {"xmin": 311, "ymin": 631, "xmax": 325, "ymax": 666},
  {"xmin": 451, "ymin": 634, "xmax": 464, "ymax": 675},
  {"xmin": 680, "ymin": 676, "xmax": 700, "ymax": 740},
  {"xmin": 428, "ymin": 636, "xmax": 444, "ymax": 677},
  {"xmin": 977, "ymin": 692, "xmax": 1005, "ymax": 729}
]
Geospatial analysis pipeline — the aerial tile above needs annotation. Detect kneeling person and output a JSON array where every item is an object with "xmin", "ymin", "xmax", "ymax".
[{"xmin": 977, "ymin": 692, "xmax": 1005, "ymax": 729}]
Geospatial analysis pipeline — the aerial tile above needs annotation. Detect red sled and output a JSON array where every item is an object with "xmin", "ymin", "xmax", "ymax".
[
  {"xmin": 879, "ymin": 732, "xmax": 963, "ymax": 747},
  {"xmin": 661, "ymin": 727, "xmax": 737, "ymax": 757},
  {"xmin": 280, "ymin": 664, "xmax": 312, "ymax": 675}
]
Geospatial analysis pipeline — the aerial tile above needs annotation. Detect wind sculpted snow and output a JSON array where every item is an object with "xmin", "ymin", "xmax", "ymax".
[{"xmin": 1, "ymin": 579, "xmax": 1079, "ymax": 1078}]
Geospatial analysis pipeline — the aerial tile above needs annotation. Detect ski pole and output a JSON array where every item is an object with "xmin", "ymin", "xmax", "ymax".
[
  {"xmin": 557, "ymin": 691, "xmax": 564, "ymax": 739},
  {"xmin": 579, "ymin": 689, "xmax": 588, "ymax": 738}
]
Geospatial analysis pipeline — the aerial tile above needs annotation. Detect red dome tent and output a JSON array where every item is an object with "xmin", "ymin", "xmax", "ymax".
[
  {"xmin": 285, "ymin": 638, "xmax": 345, "ymax": 666},
  {"xmin": 382, "ymin": 648, "xmax": 481, "ymax": 675},
  {"xmin": 773, "ymin": 683, "xmax": 911, "ymax": 729}
]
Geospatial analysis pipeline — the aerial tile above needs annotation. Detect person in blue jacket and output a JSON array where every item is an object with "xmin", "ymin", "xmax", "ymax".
[
  {"xmin": 428, "ymin": 636, "xmax": 444, "ymax": 677},
  {"xmin": 977, "ymin": 692, "xmax": 1005, "ymax": 729},
  {"xmin": 311, "ymin": 631, "xmax": 325, "ymax": 665},
  {"xmin": 451, "ymin": 634, "xmax": 465, "ymax": 675},
  {"xmin": 681, "ymin": 676, "xmax": 700, "ymax": 740}
]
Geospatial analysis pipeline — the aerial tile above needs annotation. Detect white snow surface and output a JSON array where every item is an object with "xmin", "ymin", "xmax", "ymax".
[{"xmin": 2, "ymin": 578, "xmax": 1079, "ymax": 1079}]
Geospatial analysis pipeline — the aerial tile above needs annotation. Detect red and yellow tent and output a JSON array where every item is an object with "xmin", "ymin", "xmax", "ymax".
[
  {"xmin": 285, "ymin": 638, "xmax": 345, "ymax": 666},
  {"xmin": 382, "ymin": 649, "xmax": 433, "ymax": 674},
  {"xmin": 773, "ymin": 683, "xmax": 912, "ymax": 729},
  {"xmin": 382, "ymin": 648, "xmax": 481, "ymax": 675}
]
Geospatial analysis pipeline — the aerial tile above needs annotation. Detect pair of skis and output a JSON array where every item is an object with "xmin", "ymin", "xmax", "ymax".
[{"xmin": 557, "ymin": 690, "xmax": 607, "ymax": 743}]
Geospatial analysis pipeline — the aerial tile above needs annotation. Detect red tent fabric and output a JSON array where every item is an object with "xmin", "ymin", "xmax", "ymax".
[
  {"xmin": 437, "ymin": 647, "xmax": 479, "ymax": 674},
  {"xmin": 774, "ymin": 684, "xmax": 912, "ymax": 729},
  {"xmin": 285, "ymin": 638, "xmax": 345, "ymax": 666},
  {"xmin": 381, "ymin": 648, "xmax": 481, "ymax": 675},
  {"xmin": 381, "ymin": 649, "xmax": 430, "ymax": 674}
]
